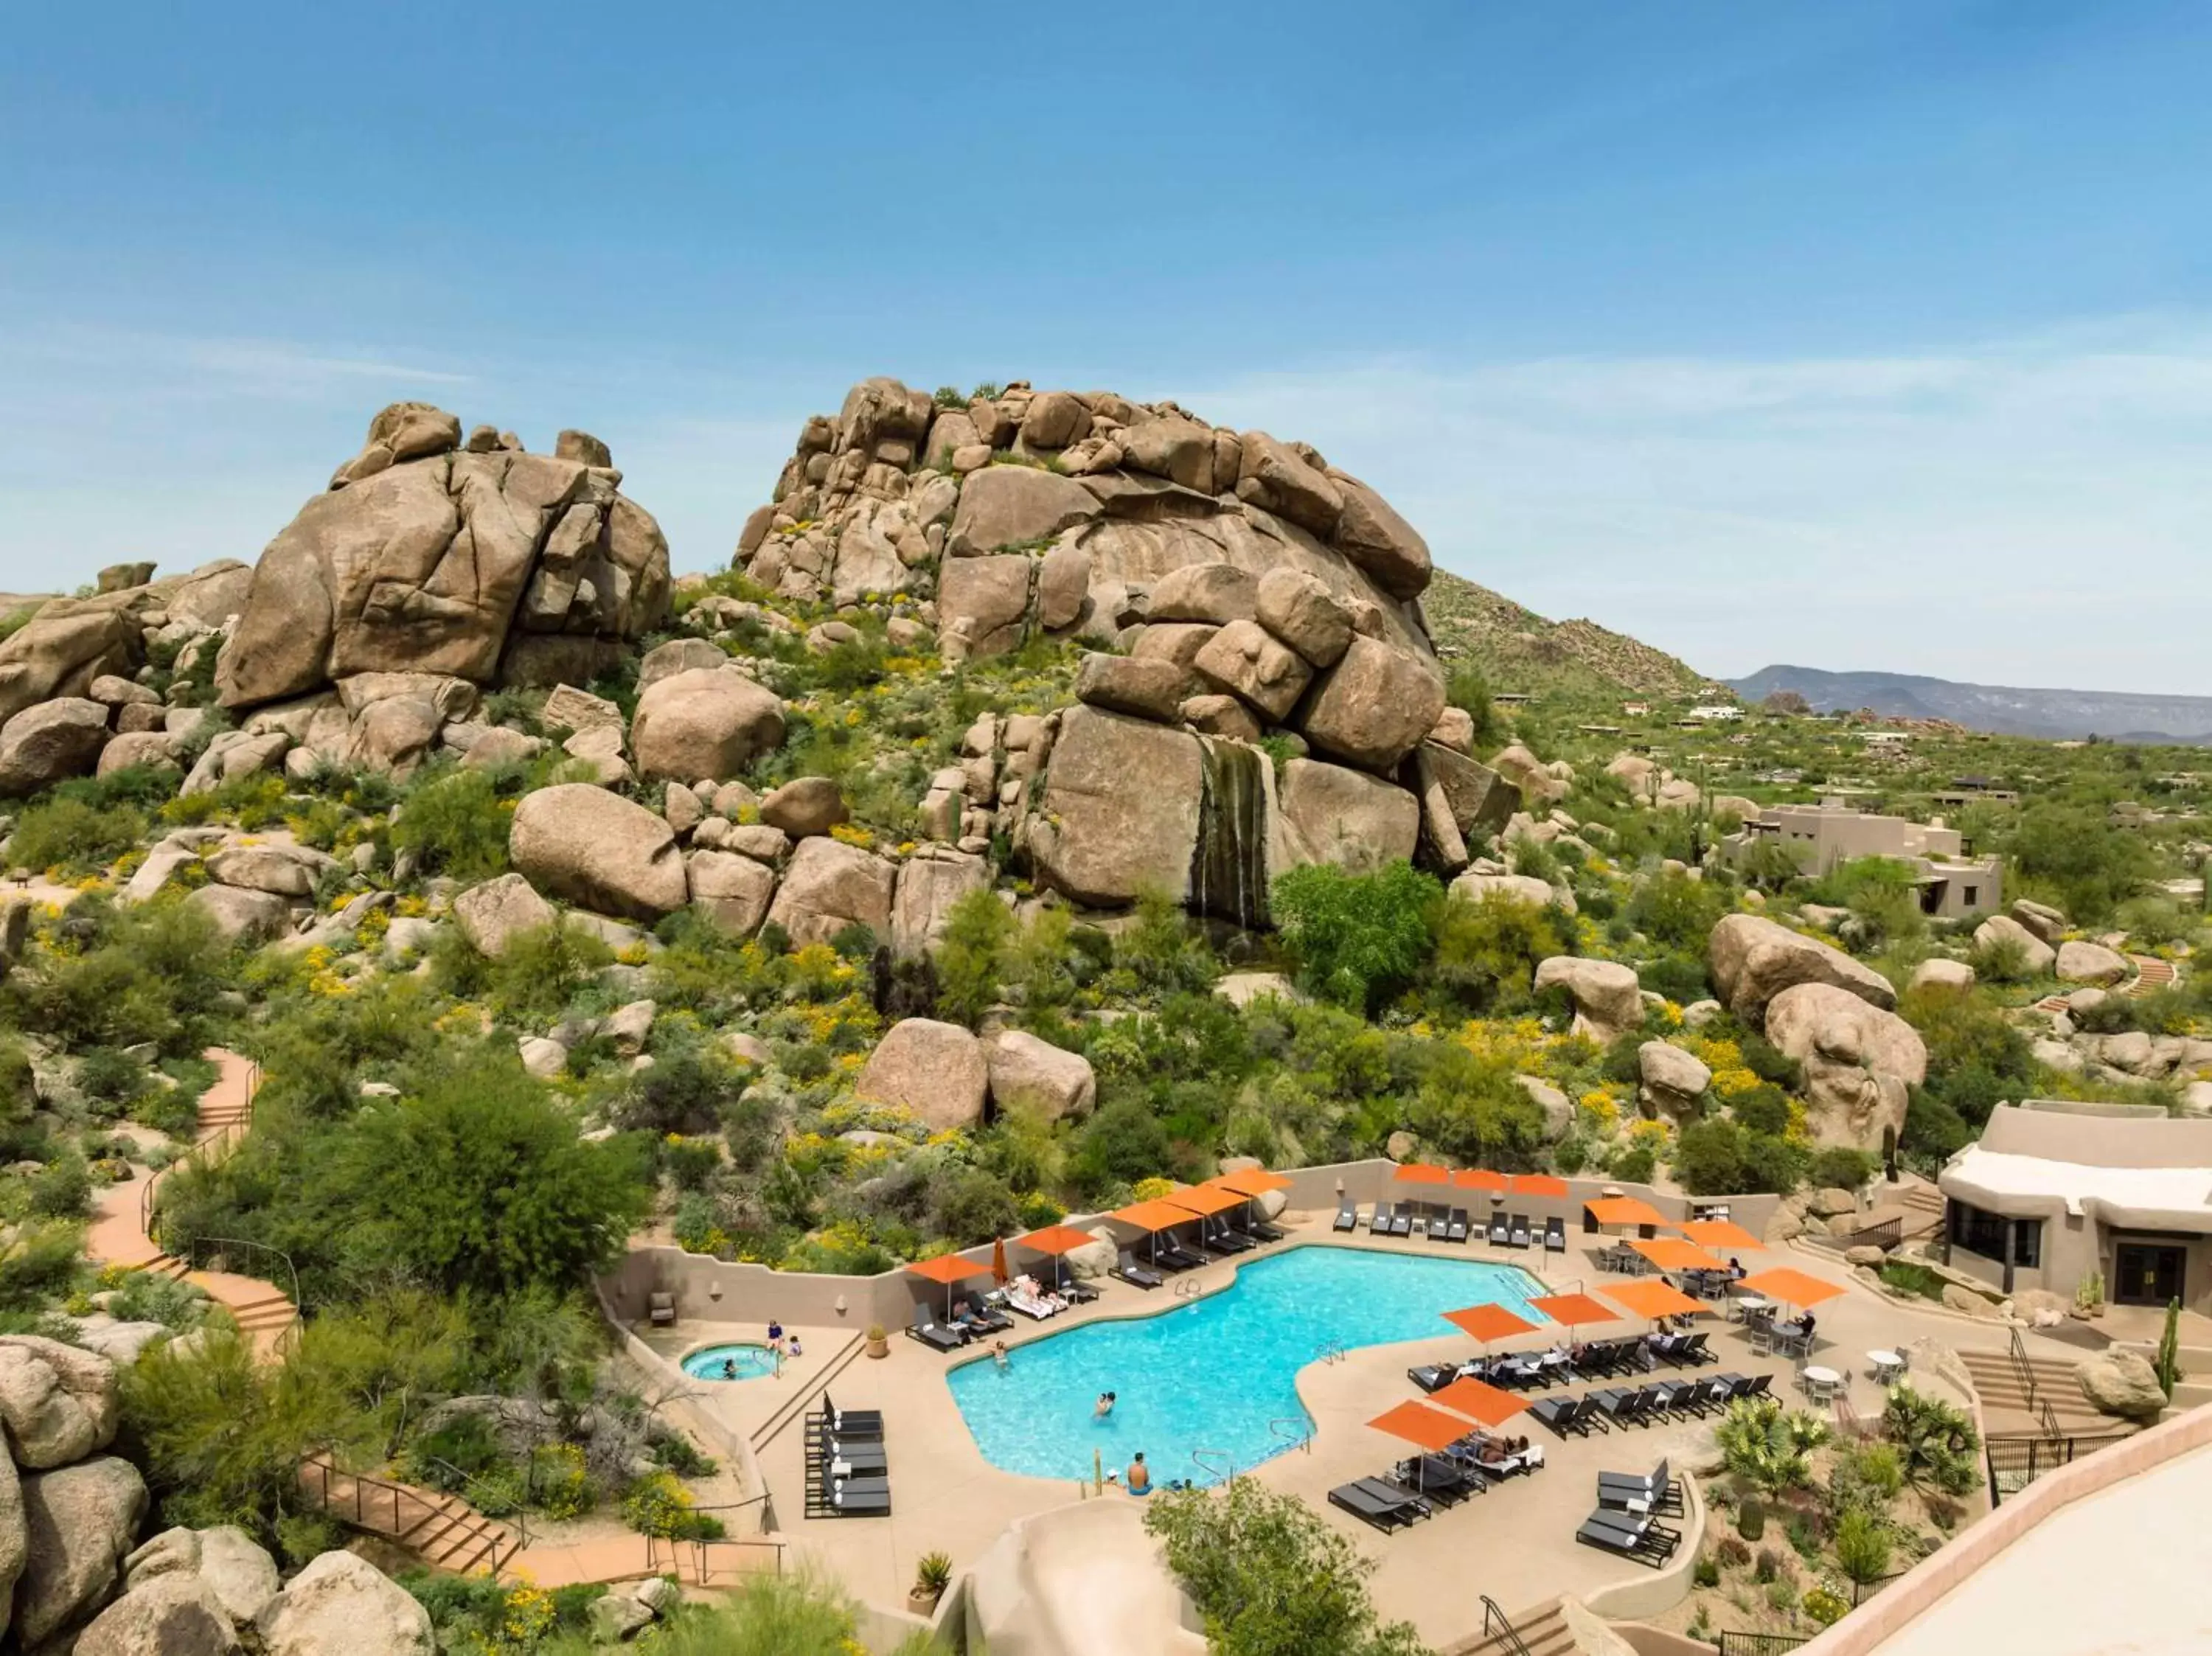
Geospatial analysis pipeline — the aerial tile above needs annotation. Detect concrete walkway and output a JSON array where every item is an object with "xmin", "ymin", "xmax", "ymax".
[{"xmin": 85, "ymin": 1047, "xmax": 299, "ymax": 1355}]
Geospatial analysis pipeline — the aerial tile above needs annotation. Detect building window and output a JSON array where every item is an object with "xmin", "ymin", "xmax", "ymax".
[
  {"xmin": 1950, "ymin": 1202, "xmax": 2011, "ymax": 1261},
  {"xmin": 1963, "ymin": 886, "xmax": 1978, "ymax": 907},
  {"xmin": 2011, "ymin": 1219, "xmax": 2041, "ymax": 1268}
]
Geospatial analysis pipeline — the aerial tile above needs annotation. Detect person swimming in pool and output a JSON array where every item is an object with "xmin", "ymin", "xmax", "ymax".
[
  {"xmin": 992, "ymin": 1339, "xmax": 1009, "ymax": 1369},
  {"xmin": 721, "ymin": 1357, "xmax": 737, "ymax": 1380},
  {"xmin": 1095, "ymin": 1391, "xmax": 1116, "ymax": 1419}
]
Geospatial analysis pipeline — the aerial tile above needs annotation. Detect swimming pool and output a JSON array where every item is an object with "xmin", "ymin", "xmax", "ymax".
[
  {"xmin": 681, "ymin": 1342, "xmax": 780, "ymax": 1381},
  {"xmin": 947, "ymin": 1246, "xmax": 1549, "ymax": 1483}
]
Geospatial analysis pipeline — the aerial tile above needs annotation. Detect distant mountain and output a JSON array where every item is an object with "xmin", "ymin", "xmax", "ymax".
[
  {"xmin": 1728, "ymin": 665, "xmax": 2212, "ymax": 745},
  {"xmin": 1425, "ymin": 571, "xmax": 1710, "ymax": 700}
]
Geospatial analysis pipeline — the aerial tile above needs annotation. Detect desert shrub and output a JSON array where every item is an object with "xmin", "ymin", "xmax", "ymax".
[
  {"xmin": 1636, "ymin": 954, "xmax": 1710, "ymax": 1006},
  {"xmin": 1899, "ymin": 981, "xmax": 2037, "ymax": 1133},
  {"xmin": 481, "ymin": 922, "xmax": 614, "ymax": 1028},
  {"xmin": 6, "ymin": 796, "xmax": 148, "ymax": 876},
  {"xmin": 27, "ymin": 1155, "xmax": 91, "ymax": 1218},
  {"xmin": 935, "ymin": 887, "xmax": 1015, "ymax": 1029},
  {"xmin": 1427, "ymin": 891, "xmax": 1573, "ymax": 1016},
  {"xmin": 1271, "ymin": 860, "xmax": 1440, "ymax": 1015},
  {"xmin": 389, "ymin": 768, "xmax": 511, "ymax": 882},
  {"xmin": 1715, "ymin": 1535, "xmax": 1753, "ymax": 1569},
  {"xmin": 1628, "ymin": 869, "xmax": 1727, "ymax": 951},
  {"xmin": 1693, "ymin": 1556, "xmax": 1720, "ymax": 1588},
  {"xmin": 1444, "ymin": 665, "xmax": 1503, "ymax": 751},
  {"xmin": 1808, "ymin": 1147, "xmax": 1875, "ymax": 1191},
  {"xmin": 1611, "ymin": 1142, "xmax": 1658, "ymax": 1184},
  {"xmin": 1882, "ymin": 1384, "xmax": 1980, "ymax": 1495},
  {"xmin": 1674, "ymin": 1119, "xmax": 1805, "ymax": 1197},
  {"xmin": 2005, "ymin": 804, "xmax": 2154, "ymax": 922}
]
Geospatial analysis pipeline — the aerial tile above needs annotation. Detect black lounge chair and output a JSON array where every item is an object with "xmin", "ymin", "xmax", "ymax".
[
  {"xmin": 1576, "ymin": 1509, "xmax": 1676, "ymax": 1565},
  {"xmin": 1113, "ymin": 1249, "xmax": 1164, "ymax": 1290},
  {"xmin": 1200, "ymin": 1217, "xmax": 1253, "ymax": 1255},
  {"xmin": 1487, "ymin": 1212, "xmax": 1510, "ymax": 1245},
  {"xmin": 1389, "ymin": 1206, "xmax": 1414, "ymax": 1237},
  {"xmin": 1368, "ymin": 1202, "xmax": 1397, "ymax": 1234},
  {"xmin": 1509, "ymin": 1213, "xmax": 1531, "ymax": 1249},
  {"xmin": 1444, "ymin": 1207, "xmax": 1471, "ymax": 1243},
  {"xmin": 1532, "ymin": 1394, "xmax": 1594, "ymax": 1437},
  {"xmin": 959, "ymin": 1290, "xmax": 1015, "ymax": 1333},
  {"xmin": 818, "ymin": 1439, "xmax": 888, "ymax": 1477},
  {"xmin": 828, "ymin": 1481, "xmax": 891, "ymax": 1517},
  {"xmin": 1599, "ymin": 1459, "xmax": 1682, "ymax": 1515},
  {"xmin": 1328, "ymin": 1479, "xmax": 1430, "ymax": 1531},
  {"xmin": 821, "ymin": 1394, "xmax": 883, "ymax": 1436},
  {"xmin": 1155, "ymin": 1235, "xmax": 1207, "ymax": 1271},
  {"xmin": 1742, "ymin": 1371, "xmax": 1774, "ymax": 1400},
  {"xmin": 1408, "ymin": 1360, "xmax": 1468, "ymax": 1394},
  {"xmin": 1333, "ymin": 1199, "xmax": 1359, "ymax": 1232},
  {"xmin": 1593, "ymin": 1387, "xmax": 1651, "ymax": 1428},
  {"xmin": 906, "ymin": 1304, "xmax": 966, "ymax": 1351},
  {"xmin": 1543, "ymin": 1217, "xmax": 1567, "ymax": 1253},
  {"xmin": 1677, "ymin": 1331, "xmax": 1714, "ymax": 1365},
  {"xmin": 1397, "ymin": 1455, "xmax": 1483, "ymax": 1503}
]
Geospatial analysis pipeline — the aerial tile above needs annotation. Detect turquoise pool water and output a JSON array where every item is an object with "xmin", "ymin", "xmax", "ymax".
[
  {"xmin": 681, "ymin": 1343, "xmax": 779, "ymax": 1381},
  {"xmin": 947, "ymin": 1246, "xmax": 1548, "ymax": 1483}
]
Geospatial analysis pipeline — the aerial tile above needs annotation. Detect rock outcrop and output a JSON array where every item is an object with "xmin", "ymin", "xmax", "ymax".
[
  {"xmin": 1534, "ymin": 956, "xmax": 1643, "ymax": 1043},
  {"xmin": 215, "ymin": 406, "xmax": 670, "ymax": 712},
  {"xmin": 1708, "ymin": 914, "xmax": 1898, "ymax": 1023},
  {"xmin": 855, "ymin": 1019, "xmax": 990, "ymax": 1132},
  {"xmin": 1764, "ymin": 982, "xmax": 1927, "ymax": 1152},
  {"xmin": 509, "ymin": 784, "xmax": 689, "ymax": 922}
]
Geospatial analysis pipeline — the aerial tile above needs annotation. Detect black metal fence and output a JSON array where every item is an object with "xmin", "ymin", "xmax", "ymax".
[
  {"xmin": 1717, "ymin": 1633, "xmax": 1811, "ymax": 1656},
  {"xmin": 1985, "ymin": 1430, "xmax": 2135, "ymax": 1505}
]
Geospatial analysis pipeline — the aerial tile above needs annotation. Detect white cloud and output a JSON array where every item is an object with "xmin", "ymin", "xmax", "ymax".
[{"xmin": 1180, "ymin": 319, "xmax": 2212, "ymax": 695}]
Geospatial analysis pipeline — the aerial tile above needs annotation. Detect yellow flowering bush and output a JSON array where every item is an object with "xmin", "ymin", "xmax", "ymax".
[
  {"xmin": 828, "ymin": 821, "xmax": 874, "ymax": 849},
  {"xmin": 1628, "ymin": 1116, "xmax": 1673, "ymax": 1152},
  {"xmin": 1130, "ymin": 1175, "xmax": 1176, "ymax": 1201},
  {"xmin": 1579, "ymin": 1090, "xmax": 1621, "ymax": 1133}
]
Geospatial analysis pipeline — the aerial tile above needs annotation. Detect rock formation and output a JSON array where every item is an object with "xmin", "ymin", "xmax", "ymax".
[{"xmin": 1764, "ymin": 982, "xmax": 1927, "ymax": 1152}]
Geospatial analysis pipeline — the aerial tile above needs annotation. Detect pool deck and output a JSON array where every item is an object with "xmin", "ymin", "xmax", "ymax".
[{"xmin": 642, "ymin": 1215, "xmax": 2101, "ymax": 1649}]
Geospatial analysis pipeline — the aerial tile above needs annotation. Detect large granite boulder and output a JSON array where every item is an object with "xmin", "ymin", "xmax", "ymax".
[
  {"xmin": 987, "ymin": 1031, "xmax": 1097, "ymax": 1121},
  {"xmin": 946, "ymin": 467, "xmax": 1099, "ymax": 556},
  {"xmin": 1277, "ymin": 759, "xmax": 1419, "ymax": 875},
  {"xmin": 1295, "ymin": 636, "xmax": 1444, "ymax": 773},
  {"xmin": 1908, "ymin": 958, "xmax": 1977, "ymax": 993},
  {"xmin": 1533, "ymin": 956, "xmax": 1644, "ymax": 1043},
  {"xmin": 15, "ymin": 1456, "xmax": 147, "ymax": 1647},
  {"xmin": 2075, "ymin": 1350, "xmax": 2166, "ymax": 1422},
  {"xmin": 184, "ymin": 886, "xmax": 292, "ymax": 945},
  {"xmin": 938, "ymin": 554, "xmax": 1034, "ymax": 661},
  {"xmin": 509, "ymin": 784, "xmax": 688, "ymax": 921},
  {"xmin": 0, "ymin": 697, "xmax": 111, "ymax": 796},
  {"xmin": 890, "ymin": 851, "xmax": 990, "ymax": 956},
  {"xmin": 855, "ymin": 1019, "xmax": 989, "ymax": 1132},
  {"xmin": 452, "ymin": 873, "xmax": 557, "ymax": 958},
  {"xmin": 763, "ymin": 837, "xmax": 896, "ymax": 947},
  {"xmin": 1029, "ymin": 708, "xmax": 1203, "ymax": 908},
  {"xmin": 1192, "ymin": 620, "xmax": 1312, "ymax": 722},
  {"xmin": 1489, "ymin": 743, "xmax": 1568, "ymax": 808},
  {"xmin": 1411, "ymin": 745, "xmax": 1518, "ymax": 869},
  {"xmin": 1074, "ymin": 653, "xmax": 1185, "ymax": 723},
  {"xmin": 630, "ymin": 668, "xmax": 785, "ymax": 782},
  {"xmin": 1328, "ymin": 476, "xmax": 1432, "ymax": 599},
  {"xmin": 1254, "ymin": 566, "xmax": 1352, "ymax": 668},
  {"xmin": 1638, "ymin": 1042, "xmax": 1713, "ymax": 1119},
  {"xmin": 217, "ymin": 408, "xmax": 669, "ymax": 709},
  {"xmin": 0, "ymin": 1337, "xmax": 119, "ymax": 1469},
  {"xmin": 122, "ymin": 1525, "xmax": 280, "ymax": 1628},
  {"xmin": 1764, "ymin": 982, "xmax": 1928, "ymax": 1152},
  {"xmin": 1708, "ymin": 913, "xmax": 1898, "ymax": 1023},
  {"xmin": 257, "ymin": 1551, "xmax": 434, "ymax": 1656},
  {"xmin": 1972, "ymin": 914, "xmax": 2056, "ymax": 977},
  {"xmin": 75, "ymin": 1572, "xmax": 240, "ymax": 1656},
  {"xmin": 2056, "ymin": 941, "xmax": 2128, "ymax": 987},
  {"xmin": 686, "ymin": 851, "xmax": 776, "ymax": 936},
  {"xmin": 1451, "ymin": 871, "xmax": 1573, "ymax": 916}
]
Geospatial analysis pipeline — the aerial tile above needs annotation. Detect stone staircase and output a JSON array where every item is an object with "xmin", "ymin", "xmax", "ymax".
[
  {"xmin": 1444, "ymin": 1597, "xmax": 1580, "ymax": 1656},
  {"xmin": 299, "ymin": 1456, "xmax": 518, "ymax": 1576},
  {"xmin": 1958, "ymin": 1346, "xmax": 2108, "ymax": 1436}
]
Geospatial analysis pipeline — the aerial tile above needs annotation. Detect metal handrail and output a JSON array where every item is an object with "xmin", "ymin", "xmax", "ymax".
[
  {"xmin": 172, "ymin": 1234, "xmax": 303, "ymax": 1320},
  {"xmin": 2005, "ymin": 1326, "xmax": 2059, "ymax": 1438},
  {"xmin": 1267, "ymin": 1417, "xmax": 1312, "ymax": 1454},
  {"xmin": 1191, "ymin": 1447, "xmax": 1233, "ymax": 1483},
  {"xmin": 416, "ymin": 1455, "xmax": 532, "ymax": 1551},
  {"xmin": 302, "ymin": 1455, "xmax": 520, "ymax": 1576},
  {"xmin": 140, "ymin": 1057, "xmax": 261, "ymax": 1239},
  {"xmin": 1480, "ymin": 1596, "xmax": 1533, "ymax": 1656}
]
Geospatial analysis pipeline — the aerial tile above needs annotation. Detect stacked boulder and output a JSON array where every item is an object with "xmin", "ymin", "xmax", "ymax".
[{"xmin": 854, "ymin": 1017, "xmax": 1098, "ymax": 1134}]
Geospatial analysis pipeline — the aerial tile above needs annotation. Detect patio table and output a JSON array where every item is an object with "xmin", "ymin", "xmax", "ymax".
[
  {"xmin": 1801, "ymin": 1363, "xmax": 1843, "ymax": 1402},
  {"xmin": 1868, "ymin": 1349, "xmax": 1907, "ymax": 1385}
]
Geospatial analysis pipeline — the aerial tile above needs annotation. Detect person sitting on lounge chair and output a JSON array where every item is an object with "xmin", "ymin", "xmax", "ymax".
[{"xmin": 1127, "ymin": 1453, "xmax": 1151, "ymax": 1495}]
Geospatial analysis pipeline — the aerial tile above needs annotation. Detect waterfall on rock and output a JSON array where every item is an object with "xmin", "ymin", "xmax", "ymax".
[{"xmin": 1191, "ymin": 738, "xmax": 1270, "ymax": 930}]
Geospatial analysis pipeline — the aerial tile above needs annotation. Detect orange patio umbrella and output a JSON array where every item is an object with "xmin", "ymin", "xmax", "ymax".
[
  {"xmin": 1606, "ymin": 1278, "xmax": 1706, "ymax": 1323},
  {"xmin": 1017, "ymin": 1222, "xmax": 1099, "ymax": 1294},
  {"xmin": 1630, "ymin": 1236, "xmax": 1725, "ymax": 1274},
  {"xmin": 1441, "ymin": 1302, "xmax": 1539, "ymax": 1350},
  {"xmin": 1211, "ymin": 1167, "xmax": 1293, "ymax": 1197},
  {"xmin": 1367, "ymin": 1400, "xmax": 1477, "ymax": 1489},
  {"xmin": 1452, "ymin": 1168, "xmax": 1510, "ymax": 1192},
  {"xmin": 1678, "ymin": 1217, "xmax": 1765, "ymax": 1253},
  {"xmin": 906, "ymin": 1253, "xmax": 995, "ymax": 1319},
  {"xmin": 1529, "ymin": 1291, "xmax": 1621, "ymax": 1329},
  {"xmin": 1166, "ymin": 1184, "xmax": 1247, "ymax": 1219},
  {"xmin": 1111, "ymin": 1196, "xmax": 1200, "ymax": 1265},
  {"xmin": 1736, "ymin": 1267, "xmax": 1848, "ymax": 1312},
  {"xmin": 1585, "ymin": 1195, "xmax": 1668, "ymax": 1232},
  {"xmin": 1511, "ymin": 1173, "xmax": 1569, "ymax": 1198},
  {"xmin": 1429, "ymin": 1375, "xmax": 1530, "ymax": 1430},
  {"xmin": 1393, "ymin": 1163, "xmax": 1451, "ymax": 1185}
]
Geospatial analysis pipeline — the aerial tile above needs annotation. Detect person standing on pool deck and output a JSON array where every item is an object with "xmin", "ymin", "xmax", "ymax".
[
  {"xmin": 766, "ymin": 1318, "xmax": 785, "ymax": 1351},
  {"xmin": 1127, "ymin": 1453, "xmax": 1150, "ymax": 1495}
]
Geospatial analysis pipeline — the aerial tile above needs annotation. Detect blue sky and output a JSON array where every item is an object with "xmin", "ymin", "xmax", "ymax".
[{"xmin": 4, "ymin": 2, "xmax": 2209, "ymax": 692}]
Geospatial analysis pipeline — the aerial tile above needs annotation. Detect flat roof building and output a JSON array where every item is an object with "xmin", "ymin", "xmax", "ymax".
[
  {"xmin": 1939, "ymin": 1101, "xmax": 2212, "ymax": 1313},
  {"xmin": 1722, "ymin": 803, "xmax": 2003, "ymax": 919}
]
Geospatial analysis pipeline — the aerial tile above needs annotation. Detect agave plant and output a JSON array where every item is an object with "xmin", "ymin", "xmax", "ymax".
[{"xmin": 1715, "ymin": 1396, "xmax": 1828, "ymax": 1501}]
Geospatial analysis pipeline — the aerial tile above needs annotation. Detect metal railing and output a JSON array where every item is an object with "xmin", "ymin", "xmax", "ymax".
[
  {"xmin": 2006, "ymin": 1326, "xmax": 2060, "ymax": 1439},
  {"xmin": 1806, "ymin": 1215, "xmax": 1902, "ymax": 1255},
  {"xmin": 1191, "ymin": 1447, "xmax": 1234, "ymax": 1483},
  {"xmin": 140, "ymin": 1057, "xmax": 262, "ymax": 1239},
  {"xmin": 1985, "ymin": 1430, "xmax": 2135, "ymax": 1505},
  {"xmin": 167, "ymin": 1233, "xmax": 302, "ymax": 1319},
  {"xmin": 1479, "ymin": 1596, "xmax": 1534, "ymax": 1656},
  {"xmin": 1717, "ymin": 1633, "xmax": 1810, "ymax": 1656},
  {"xmin": 1267, "ymin": 1417, "xmax": 1312, "ymax": 1455},
  {"xmin": 300, "ymin": 1457, "xmax": 520, "ymax": 1576}
]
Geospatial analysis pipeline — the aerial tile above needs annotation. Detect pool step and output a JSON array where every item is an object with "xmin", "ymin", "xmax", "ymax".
[{"xmin": 1441, "ymin": 1596, "xmax": 1581, "ymax": 1656}]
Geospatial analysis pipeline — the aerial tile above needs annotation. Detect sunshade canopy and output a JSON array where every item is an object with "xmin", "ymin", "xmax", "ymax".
[
  {"xmin": 1429, "ymin": 1376, "xmax": 1531, "ymax": 1429},
  {"xmin": 1606, "ymin": 1278, "xmax": 1706, "ymax": 1321},
  {"xmin": 1678, "ymin": 1217, "xmax": 1764, "ymax": 1252},
  {"xmin": 1512, "ymin": 1173, "xmax": 1570, "ymax": 1197},
  {"xmin": 1630, "ymin": 1237, "xmax": 1725, "ymax": 1273},
  {"xmin": 1393, "ymin": 1162, "xmax": 1451, "ymax": 1184},
  {"xmin": 1452, "ymin": 1168, "xmax": 1510, "ymax": 1191},
  {"xmin": 1211, "ymin": 1167, "xmax": 1293, "ymax": 1197},
  {"xmin": 1586, "ymin": 1195, "xmax": 1669, "ymax": 1229},
  {"xmin": 1736, "ymin": 1267, "xmax": 1848, "ymax": 1309},
  {"xmin": 1166, "ymin": 1184, "xmax": 1247, "ymax": 1218},
  {"xmin": 1018, "ymin": 1225, "xmax": 1097, "ymax": 1256},
  {"xmin": 1441, "ymin": 1303, "xmax": 1539, "ymax": 1344},
  {"xmin": 906, "ymin": 1253, "xmax": 993, "ymax": 1285},
  {"xmin": 1367, "ymin": 1400, "xmax": 1475, "ymax": 1454},
  {"xmin": 1530, "ymin": 1291, "xmax": 1621, "ymax": 1328},
  {"xmin": 1111, "ymin": 1198, "xmax": 1197, "ymax": 1232}
]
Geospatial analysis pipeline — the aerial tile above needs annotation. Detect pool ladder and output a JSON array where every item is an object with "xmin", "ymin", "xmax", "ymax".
[
  {"xmin": 1317, "ymin": 1340, "xmax": 1347, "ymax": 1365},
  {"xmin": 1192, "ymin": 1448, "xmax": 1235, "ymax": 1483},
  {"xmin": 1269, "ymin": 1417, "xmax": 1312, "ymax": 1455},
  {"xmin": 1174, "ymin": 1279, "xmax": 1206, "ymax": 1300}
]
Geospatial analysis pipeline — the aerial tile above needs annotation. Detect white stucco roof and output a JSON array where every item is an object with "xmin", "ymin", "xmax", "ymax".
[{"xmin": 1943, "ymin": 1144, "xmax": 2212, "ymax": 1230}]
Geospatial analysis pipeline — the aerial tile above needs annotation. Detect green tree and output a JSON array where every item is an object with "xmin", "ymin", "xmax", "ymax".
[
  {"xmin": 935, "ymin": 887, "xmax": 1015, "ymax": 1028},
  {"xmin": 2004, "ymin": 803, "xmax": 2154, "ymax": 922},
  {"xmin": 1427, "ymin": 890, "xmax": 1572, "ymax": 1015},
  {"xmin": 1270, "ymin": 860, "xmax": 1440, "ymax": 1015},
  {"xmin": 1445, "ymin": 664, "xmax": 1503, "ymax": 751},
  {"xmin": 1628, "ymin": 869, "xmax": 1727, "ymax": 951},
  {"xmin": 1715, "ymin": 1397, "xmax": 1827, "ymax": 1500},
  {"xmin": 1144, "ymin": 1478, "xmax": 1429, "ymax": 1656},
  {"xmin": 1833, "ymin": 1506, "xmax": 1893, "ymax": 1590}
]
